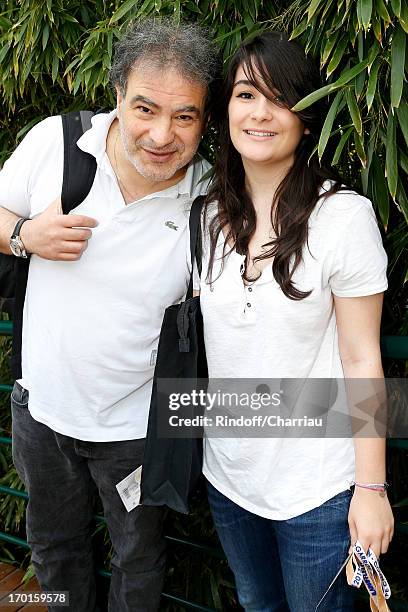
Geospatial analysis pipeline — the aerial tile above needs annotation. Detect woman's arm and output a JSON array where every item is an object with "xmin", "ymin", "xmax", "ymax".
[{"xmin": 334, "ymin": 293, "xmax": 394, "ymax": 557}]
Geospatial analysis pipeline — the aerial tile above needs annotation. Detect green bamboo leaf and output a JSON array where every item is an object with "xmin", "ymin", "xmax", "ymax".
[
  {"xmin": 357, "ymin": 30, "xmax": 364, "ymax": 62},
  {"xmin": 42, "ymin": 23, "xmax": 49, "ymax": 51},
  {"xmin": 63, "ymin": 56, "xmax": 81, "ymax": 75},
  {"xmin": 110, "ymin": 0, "xmax": 138, "ymax": 23},
  {"xmin": 321, "ymin": 0, "xmax": 336, "ymax": 22},
  {"xmin": 399, "ymin": 149, "xmax": 408, "ymax": 175},
  {"xmin": 354, "ymin": 129, "xmax": 366, "ymax": 166},
  {"xmin": 390, "ymin": 0, "xmax": 401, "ymax": 17},
  {"xmin": 293, "ymin": 60, "xmax": 369, "ymax": 112},
  {"xmin": 63, "ymin": 14, "xmax": 79, "ymax": 23},
  {"xmin": 372, "ymin": 15, "xmax": 382, "ymax": 41},
  {"xmin": 136, "ymin": 0, "xmax": 157, "ymax": 19},
  {"xmin": 361, "ymin": 124, "xmax": 376, "ymax": 193},
  {"xmin": 247, "ymin": 0, "xmax": 258, "ymax": 21},
  {"xmin": 356, "ymin": 0, "xmax": 362, "ymax": 27},
  {"xmin": 396, "ymin": 180, "xmax": 408, "ymax": 224},
  {"xmin": 107, "ymin": 31, "xmax": 113, "ymax": 59},
  {"xmin": 386, "ymin": 110, "xmax": 398, "ymax": 199},
  {"xmin": 215, "ymin": 24, "xmax": 245, "ymax": 44},
  {"xmin": 289, "ymin": 18, "xmax": 308, "ymax": 40},
  {"xmin": 366, "ymin": 57, "xmax": 381, "ymax": 111},
  {"xmin": 334, "ymin": 59, "xmax": 369, "ymax": 87},
  {"xmin": 318, "ymin": 91, "xmax": 343, "ymax": 159},
  {"xmin": 321, "ymin": 30, "xmax": 340, "ymax": 66},
  {"xmin": 244, "ymin": 14, "xmax": 253, "ymax": 31},
  {"xmin": 79, "ymin": 57, "xmax": 102, "ymax": 72},
  {"xmin": 51, "ymin": 53, "xmax": 58, "ymax": 83},
  {"xmin": 307, "ymin": 0, "xmax": 325, "ymax": 21},
  {"xmin": 359, "ymin": 0, "xmax": 373, "ymax": 30},
  {"xmin": 13, "ymin": 50, "xmax": 19, "ymax": 78},
  {"xmin": 370, "ymin": 154, "xmax": 389, "ymax": 228},
  {"xmin": 304, "ymin": 16, "xmax": 317, "ymax": 54},
  {"xmin": 355, "ymin": 69, "xmax": 365, "ymax": 99},
  {"xmin": 185, "ymin": 1, "xmax": 201, "ymax": 13},
  {"xmin": 16, "ymin": 117, "xmax": 41, "ymax": 141},
  {"xmin": 332, "ymin": 126, "xmax": 353, "ymax": 165},
  {"xmin": 291, "ymin": 84, "xmax": 334, "ymax": 111},
  {"xmin": 396, "ymin": 105, "xmax": 408, "ymax": 148},
  {"xmin": 368, "ymin": 39, "xmax": 380, "ymax": 66},
  {"xmin": 390, "ymin": 25, "xmax": 406, "ymax": 108},
  {"xmin": 327, "ymin": 36, "xmax": 348, "ymax": 76},
  {"xmin": 399, "ymin": 1, "xmax": 408, "ymax": 33},
  {"xmin": 0, "ymin": 16, "xmax": 12, "ymax": 29},
  {"xmin": 375, "ymin": 0, "xmax": 391, "ymax": 23},
  {"xmin": 0, "ymin": 45, "xmax": 9, "ymax": 63},
  {"xmin": 21, "ymin": 56, "xmax": 33, "ymax": 82}
]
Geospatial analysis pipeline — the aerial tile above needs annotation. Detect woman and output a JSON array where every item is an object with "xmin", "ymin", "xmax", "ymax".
[{"xmin": 197, "ymin": 32, "xmax": 394, "ymax": 611}]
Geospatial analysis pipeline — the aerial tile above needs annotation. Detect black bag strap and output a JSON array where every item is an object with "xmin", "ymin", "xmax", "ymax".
[
  {"xmin": 61, "ymin": 110, "xmax": 97, "ymax": 214},
  {"xmin": 11, "ymin": 111, "xmax": 97, "ymax": 379},
  {"xmin": 186, "ymin": 195, "xmax": 205, "ymax": 299}
]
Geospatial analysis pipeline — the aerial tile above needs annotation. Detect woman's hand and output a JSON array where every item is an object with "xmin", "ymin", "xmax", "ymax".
[{"xmin": 348, "ymin": 487, "xmax": 394, "ymax": 557}]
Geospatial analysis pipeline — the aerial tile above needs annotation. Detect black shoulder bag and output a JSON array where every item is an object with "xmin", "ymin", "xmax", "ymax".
[{"xmin": 140, "ymin": 195, "xmax": 208, "ymax": 514}]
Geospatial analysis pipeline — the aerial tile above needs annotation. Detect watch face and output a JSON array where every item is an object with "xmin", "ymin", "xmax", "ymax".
[{"xmin": 10, "ymin": 237, "xmax": 25, "ymax": 257}]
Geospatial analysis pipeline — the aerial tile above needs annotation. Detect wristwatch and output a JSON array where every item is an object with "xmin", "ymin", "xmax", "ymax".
[{"xmin": 10, "ymin": 218, "xmax": 29, "ymax": 258}]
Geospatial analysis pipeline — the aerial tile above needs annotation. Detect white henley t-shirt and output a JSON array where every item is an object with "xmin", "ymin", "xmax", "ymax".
[
  {"xmin": 198, "ymin": 186, "xmax": 388, "ymax": 520},
  {"xmin": 0, "ymin": 111, "xmax": 210, "ymax": 441}
]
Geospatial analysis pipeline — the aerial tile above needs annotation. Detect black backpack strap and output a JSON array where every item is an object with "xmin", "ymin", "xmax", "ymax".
[
  {"xmin": 186, "ymin": 195, "xmax": 205, "ymax": 299},
  {"xmin": 10, "ymin": 257, "xmax": 30, "ymax": 379},
  {"xmin": 61, "ymin": 110, "xmax": 97, "ymax": 213},
  {"xmin": 11, "ymin": 111, "xmax": 97, "ymax": 379}
]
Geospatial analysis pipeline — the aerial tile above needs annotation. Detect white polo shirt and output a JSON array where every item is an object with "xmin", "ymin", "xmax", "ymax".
[
  {"xmin": 0, "ymin": 110, "xmax": 210, "ymax": 441},
  {"xmin": 199, "ymin": 187, "xmax": 388, "ymax": 519}
]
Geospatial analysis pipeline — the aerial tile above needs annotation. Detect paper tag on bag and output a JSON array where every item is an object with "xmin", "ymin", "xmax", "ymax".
[{"xmin": 116, "ymin": 466, "xmax": 142, "ymax": 512}]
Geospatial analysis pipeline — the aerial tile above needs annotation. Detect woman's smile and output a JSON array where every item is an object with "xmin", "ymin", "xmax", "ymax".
[{"xmin": 228, "ymin": 64, "xmax": 308, "ymax": 167}]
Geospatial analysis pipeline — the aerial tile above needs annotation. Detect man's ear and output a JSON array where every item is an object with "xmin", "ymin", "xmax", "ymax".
[
  {"xmin": 116, "ymin": 85, "xmax": 124, "ymax": 109},
  {"xmin": 304, "ymin": 127, "xmax": 310, "ymax": 135}
]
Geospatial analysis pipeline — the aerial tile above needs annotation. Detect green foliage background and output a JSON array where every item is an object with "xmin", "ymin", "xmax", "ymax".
[
  {"xmin": 0, "ymin": 0, "xmax": 407, "ymax": 330},
  {"xmin": 0, "ymin": 1, "xmax": 407, "ymax": 610}
]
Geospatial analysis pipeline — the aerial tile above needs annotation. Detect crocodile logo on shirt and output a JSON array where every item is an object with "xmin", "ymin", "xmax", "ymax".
[{"xmin": 165, "ymin": 221, "xmax": 178, "ymax": 231}]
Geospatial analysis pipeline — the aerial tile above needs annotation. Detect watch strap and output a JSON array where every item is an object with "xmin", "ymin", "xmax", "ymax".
[{"xmin": 11, "ymin": 218, "xmax": 29, "ymax": 239}]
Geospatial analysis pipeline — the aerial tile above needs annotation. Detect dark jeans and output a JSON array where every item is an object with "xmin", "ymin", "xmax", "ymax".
[
  {"xmin": 11, "ymin": 382, "xmax": 166, "ymax": 612},
  {"xmin": 207, "ymin": 480, "xmax": 354, "ymax": 612}
]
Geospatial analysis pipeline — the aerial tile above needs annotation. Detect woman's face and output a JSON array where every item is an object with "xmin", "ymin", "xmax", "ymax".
[{"xmin": 228, "ymin": 63, "xmax": 309, "ymax": 169}]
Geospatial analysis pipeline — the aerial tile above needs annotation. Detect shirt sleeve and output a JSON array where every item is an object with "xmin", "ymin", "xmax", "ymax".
[
  {"xmin": 0, "ymin": 117, "xmax": 58, "ymax": 218},
  {"xmin": 329, "ymin": 199, "xmax": 388, "ymax": 297}
]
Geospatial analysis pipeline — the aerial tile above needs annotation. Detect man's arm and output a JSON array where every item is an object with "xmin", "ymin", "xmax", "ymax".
[{"xmin": 0, "ymin": 199, "xmax": 98, "ymax": 261}]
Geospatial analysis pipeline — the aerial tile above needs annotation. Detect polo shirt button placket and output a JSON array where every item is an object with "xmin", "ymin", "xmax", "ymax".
[{"xmin": 243, "ymin": 284, "xmax": 255, "ymax": 316}]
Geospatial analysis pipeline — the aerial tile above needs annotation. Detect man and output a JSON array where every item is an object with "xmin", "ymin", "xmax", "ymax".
[{"xmin": 0, "ymin": 18, "xmax": 218, "ymax": 612}]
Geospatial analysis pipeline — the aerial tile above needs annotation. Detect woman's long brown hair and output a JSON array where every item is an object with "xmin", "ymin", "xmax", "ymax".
[{"xmin": 205, "ymin": 31, "xmax": 344, "ymax": 300}]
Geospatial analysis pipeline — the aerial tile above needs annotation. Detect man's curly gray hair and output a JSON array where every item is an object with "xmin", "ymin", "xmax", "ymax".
[{"xmin": 110, "ymin": 17, "xmax": 220, "ymax": 94}]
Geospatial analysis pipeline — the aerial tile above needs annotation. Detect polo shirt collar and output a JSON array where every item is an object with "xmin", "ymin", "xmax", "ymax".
[{"xmin": 76, "ymin": 109, "xmax": 201, "ymax": 200}]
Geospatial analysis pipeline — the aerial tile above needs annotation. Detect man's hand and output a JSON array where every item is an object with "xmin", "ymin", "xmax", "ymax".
[{"xmin": 20, "ymin": 198, "xmax": 98, "ymax": 261}]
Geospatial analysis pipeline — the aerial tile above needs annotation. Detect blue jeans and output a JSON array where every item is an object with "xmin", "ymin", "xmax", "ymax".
[
  {"xmin": 11, "ymin": 382, "xmax": 167, "ymax": 612},
  {"xmin": 207, "ymin": 480, "xmax": 354, "ymax": 612}
]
